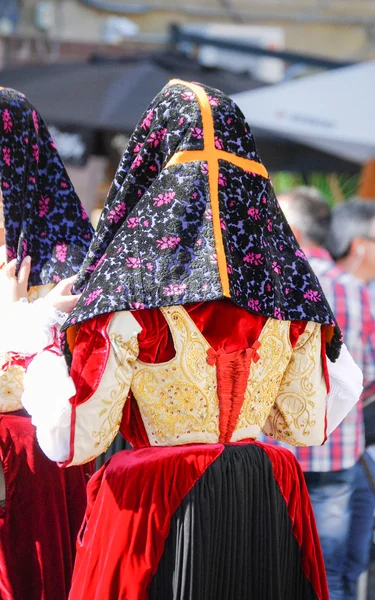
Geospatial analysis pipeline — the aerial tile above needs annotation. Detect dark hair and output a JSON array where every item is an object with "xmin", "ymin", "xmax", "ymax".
[
  {"xmin": 327, "ymin": 198, "xmax": 375, "ymax": 260},
  {"xmin": 279, "ymin": 186, "xmax": 331, "ymax": 247}
]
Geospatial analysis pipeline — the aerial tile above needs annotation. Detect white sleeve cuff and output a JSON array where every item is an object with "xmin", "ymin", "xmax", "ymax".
[
  {"xmin": 326, "ymin": 343, "xmax": 363, "ymax": 436},
  {"xmin": 0, "ymin": 299, "xmax": 67, "ymax": 356},
  {"xmin": 22, "ymin": 350, "xmax": 73, "ymax": 462}
]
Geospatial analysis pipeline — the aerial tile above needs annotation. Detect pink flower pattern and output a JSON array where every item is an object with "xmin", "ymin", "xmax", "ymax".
[
  {"xmin": 130, "ymin": 302, "xmax": 145, "ymax": 310},
  {"xmin": 153, "ymin": 191, "xmax": 175, "ymax": 207},
  {"xmin": 126, "ymin": 257, "xmax": 141, "ymax": 269},
  {"xmin": 131, "ymin": 154, "xmax": 144, "ymax": 170},
  {"xmin": 208, "ymin": 96, "xmax": 219, "ymax": 106},
  {"xmin": 32, "ymin": 144, "xmax": 39, "ymax": 162},
  {"xmin": 147, "ymin": 128, "xmax": 167, "ymax": 148},
  {"xmin": 163, "ymin": 283, "xmax": 187, "ymax": 296},
  {"xmin": 248, "ymin": 207, "xmax": 261, "ymax": 220},
  {"xmin": 2, "ymin": 148, "xmax": 11, "ymax": 166},
  {"xmin": 127, "ymin": 217, "xmax": 139, "ymax": 229},
  {"xmin": 156, "ymin": 236, "xmax": 180, "ymax": 250},
  {"xmin": 248, "ymin": 298, "xmax": 261, "ymax": 312},
  {"xmin": 141, "ymin": 109, "xmax": 154, "ymax": 130},
  {"xmin": 2, "ymin": 110, "xmax": 12, "ymax": 133},
  {"xmin": 181, "ymin": 92, "xmax": 195, "ymax": 101},
  {"xmin": 244, "ymin": 253, "xmax": 263, "ymax": 266},
  {"xmin": 218, "ymin": 173, "xmax": 227, "ymax": 187},
  {"xmin": 84, "ymin": 288, "xmax": 103, "ymax": 306},
  {"xmin": 214, "ymin": 136, "xmax": 224, "ymax": 150},
  {"xmin": 38, "ymin": 196, "xmax": 50, "ymax": 218},
  {"xmin": 295, "ymin": 249, "xmax": 306, "ymax": 260},
  {"xmin": 107, "ymin": 202, "xmax": 126, "ymax": 223},
  {"xmin": 274, "ymin": 307, "xmax": 285, "ymax": 320},
  {"xmin": 191, "ymin": 127, "xmax": 203, "ymax": 139},
  {"xmin": 32, "ymin": 110, "xmax": 39, "ymax": 133},
  {"xmin": 304, "ymin": 289, "xmax": 321, "ymax": 302},
  {"xmin": 56, "ymin": 242, "xmax": 67, "ymax": 263}
]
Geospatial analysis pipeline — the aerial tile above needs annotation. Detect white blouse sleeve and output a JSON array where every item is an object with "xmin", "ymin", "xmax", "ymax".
[
  {"xmin": 0, "ymin": 298, "xmax": 67, "ymax": 356},
  {"xmin": 325, "ymin": 343, "xmax": 363, "ymax": 436},
  {"xmin": 22, "ymin": 311, "xmax": 142, "ymax": 465}
]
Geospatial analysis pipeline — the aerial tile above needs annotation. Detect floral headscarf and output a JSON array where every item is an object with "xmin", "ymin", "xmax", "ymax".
[
  {"xmin": 0, "ymin": 88, "xmax": 94, "ymax": 286},
  {"xmin": 65, "ymin": 80, "xmax": 341, "ymax": 359}
]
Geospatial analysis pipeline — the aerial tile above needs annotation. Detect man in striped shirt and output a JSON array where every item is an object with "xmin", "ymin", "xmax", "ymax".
[{"xmin": 268, "ymin": 189, "xmax": 375, "ymax": 600}]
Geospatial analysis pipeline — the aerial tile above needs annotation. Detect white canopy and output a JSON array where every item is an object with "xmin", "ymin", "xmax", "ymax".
[{"xmin": 232, "ymin": 61, "xmax": 375, "ymax": 164}]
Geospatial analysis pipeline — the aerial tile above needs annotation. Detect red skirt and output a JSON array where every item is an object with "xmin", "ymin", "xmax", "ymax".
[
  {"xmin": 69, "ymin": 441, "xmax": 329, "ymax": 600},
  {"xmin": 0, "ymin": 410, "xmax": 92, "ymax": 600}
]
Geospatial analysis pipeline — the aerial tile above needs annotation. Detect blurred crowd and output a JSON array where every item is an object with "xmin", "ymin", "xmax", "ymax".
[{"xmin": 267, "ymin": 188, "xmax": 375, "ymax": 600}]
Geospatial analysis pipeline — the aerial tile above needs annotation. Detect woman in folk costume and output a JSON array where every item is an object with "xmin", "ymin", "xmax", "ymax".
[
  {"xmin": 0, "ymin": 88, "xmax": 94, "ymax": 600},
  {"xmin": 19, "ymin": 80, "xmax": 362, "ymax": 600}
]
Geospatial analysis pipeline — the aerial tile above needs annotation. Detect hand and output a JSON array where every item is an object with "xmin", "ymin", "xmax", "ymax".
[
  {"xmin": 1, "ymin": 256, "xmax": 31, "ymax": 303},
  {"xmin": 45, "ymin": 276, "xmax": 81, "ymax": 314}
]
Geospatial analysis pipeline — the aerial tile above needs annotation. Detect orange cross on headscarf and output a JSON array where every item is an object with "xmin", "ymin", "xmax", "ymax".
[{"xmin": 166, "ymin": 80, "xmax": 269, "ymax": 298}]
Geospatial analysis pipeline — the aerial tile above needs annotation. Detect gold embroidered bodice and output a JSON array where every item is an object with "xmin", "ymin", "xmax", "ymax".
[
  {"xmin": 131, "ymin": 306, "xmax": 294, "ymax": 446},
  {"xmin": 67, "ymin": 308, "xmax": 328, "ymax": 467}
]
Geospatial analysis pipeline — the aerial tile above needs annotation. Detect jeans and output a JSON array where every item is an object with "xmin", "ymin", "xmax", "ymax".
[
  {"xmin": 304, "ymin": 467, "xmax": 356, "ymax": 600},
  {"xmin": 345, "ymin": 452, "xmax": 375, "ymax": 600}
]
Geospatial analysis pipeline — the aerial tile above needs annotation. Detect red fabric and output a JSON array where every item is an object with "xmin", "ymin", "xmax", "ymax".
[
  {"xmin": 321, "ymin": 325, "xmax": 330, "ymax": 394},
  {"xmin": 69, "ymin": 444, "xmax": 223, "ymax": 600},
  {"xmin": 61, "ymin": 313, "xmax": 113, "ymax": 467},
  {"xmin": 259, "ymin": 442, "xmax": 329, "ymax": 600},
  {"xmin": 69, "ymin": 441, "xmax": 328, "ymax": 600},
  {"xmin": 0, "ymin": 410, "xmax": 92, "ymax": 600},
  {"xmin": 69, "ymin": 313, "xmax": 113, "ymax": 406},
  {"xmin": 213, "ymin": 346, "xmax": 257, "ymax": 442}
]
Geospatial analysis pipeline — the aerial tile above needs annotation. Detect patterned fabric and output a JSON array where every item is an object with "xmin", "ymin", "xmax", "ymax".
[
  {"xmin": 64, "ymin": 80, "xmax": 341, "ymax": 360},
  {"xmin": 266, "ymin": 246, "xmax": 375, "ymax": 471},
  {"xmin": 0, "ymin": 87, "xmax": 94, "ymax": 286}
]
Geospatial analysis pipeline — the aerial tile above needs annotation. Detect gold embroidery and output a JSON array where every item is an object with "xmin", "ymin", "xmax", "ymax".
[
  {"xmin": 131, "ymin": 307, "xmax": 326, "ymax": 448},
  {"xmin": 0, "ymin": 361, "xmax": 24, "ymax": 412},
  {"xmin": 92, "ymin": 333, "xmax": 139, "ymax": 452},
  {"xmin": 132, "ymin": 307, "xmax": 220, "ymax": 445},
  {"xmin": 263, "ymin": 322, "xmax": 326, "ymax": 446},
  {"xmin": 231, "ymin": 319, "xmax": 292, "ymax": 441}
]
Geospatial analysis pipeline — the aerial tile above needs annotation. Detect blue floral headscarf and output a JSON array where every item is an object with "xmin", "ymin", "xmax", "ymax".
[
  {"xmin": 0, "ymin": 87, "xmax": 94, "ymax": 286},
  {"xmin": 65, "ymin": 80, "xmax": 341, "ymax": 359}
]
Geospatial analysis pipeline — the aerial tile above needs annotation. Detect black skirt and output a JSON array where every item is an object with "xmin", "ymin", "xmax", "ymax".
[{"xmin": 149, "ymin": 444, "xmax": 321, "ymax": 600}]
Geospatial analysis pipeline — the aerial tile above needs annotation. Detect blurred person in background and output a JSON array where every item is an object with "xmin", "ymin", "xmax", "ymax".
[
  {"xmin": 327, "ymin": 199, "xmax": 375, "ymax": 600},
  {"xmin": 273, "ymin": 188, "xmax": 375, "ymax": 600}
]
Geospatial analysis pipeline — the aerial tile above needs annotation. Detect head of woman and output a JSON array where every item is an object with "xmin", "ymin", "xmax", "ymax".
[
  {"xmin": 0, "ymin": 87, "xmax": 93, "ymax": 286},
  {"xmin": 66, "ymin": 80, "xmax": 341, "ymax": 359}
]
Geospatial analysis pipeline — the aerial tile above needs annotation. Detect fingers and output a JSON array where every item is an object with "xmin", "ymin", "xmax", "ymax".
[
  {"xmin": 56, "ymin": 275, "xmax": 77, "ymax": 295},
  {"xmin": 62, "ymin": 293, "xmax": 81, "ymax": 313},
  {"xmin": 54, "ymin": 293, "xmax": 81, "ymax": 314},
  {"xmin": 2, "ymin": 256, "xmax": 31, "ymax": 302},
  {"xmin": 18, "ymin": 256, "xmax": 31, "ymax": 289},
  {"xmin": 4, "ymin": 258, "xmax": 17, "ymax": 279}
]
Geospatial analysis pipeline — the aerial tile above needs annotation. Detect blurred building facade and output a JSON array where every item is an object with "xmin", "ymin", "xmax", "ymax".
[
  {"xmin": 0, "ymin": 0, "xmax": 372, "ymax": 214},
  {"xmin": 1, "ymin": 0, "xmax": 375, "ymax": 63}
]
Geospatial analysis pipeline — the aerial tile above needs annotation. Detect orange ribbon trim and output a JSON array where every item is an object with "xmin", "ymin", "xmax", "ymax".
[{"xmin": 167, "ymin": 79, "xmax": 269, "ymax": 298}]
